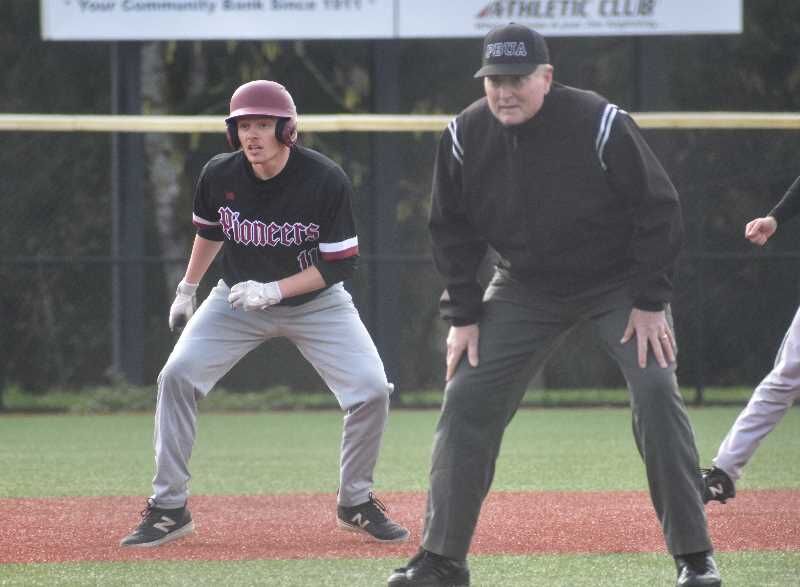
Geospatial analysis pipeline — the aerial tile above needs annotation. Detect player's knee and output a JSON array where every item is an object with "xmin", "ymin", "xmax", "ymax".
[
  {"xmin": 157, "ymin": 356, "xmax": 197, "ymax": 397},
  {"xmin": 353, "ymin": 367, "xmax": 392, "ymax": 403},
  {"xmin": 366, "ymin": 374, "xmax": 393, "ymax": 402},
  {"xmin": 755, "ymin": 371, "xmax": 800, "ymax": 401}
]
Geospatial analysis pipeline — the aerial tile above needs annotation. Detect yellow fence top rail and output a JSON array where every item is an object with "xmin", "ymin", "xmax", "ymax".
[{"xmin": 1, "ymin": 112, "xmax": 799, "ymax": 133}]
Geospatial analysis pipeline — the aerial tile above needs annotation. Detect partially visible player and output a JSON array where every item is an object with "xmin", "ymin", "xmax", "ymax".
[
  {"xmin": 703, "ymin": 175, "xmax": 800, "ymax": 504},
  {"xmin": 120, "ymin": 79, "xmax": 408, "ymax": 547}
]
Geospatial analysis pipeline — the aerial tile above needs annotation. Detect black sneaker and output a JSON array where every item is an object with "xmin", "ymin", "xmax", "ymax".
[
  {"xmin": 701, "ymin": 466, "xmax": 736, "ymax": 504},
  {"xmin": 388, "ymin": 548, "xmax": 470, "ymax": 586},
  {"xmin": 337, "ymin": 492, "xmax": 409, "ymax": 543},
  {"xmin": 120, "ymin": 498, "xmax": 194, "ymax": 547},
  {"xmin": 675, "ymin": 551, "xmax": 721, "ymax": 587}
]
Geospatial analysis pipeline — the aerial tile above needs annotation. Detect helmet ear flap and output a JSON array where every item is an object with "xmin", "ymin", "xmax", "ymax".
[
  {"xmin": 275, "ymin": 117, "xmax": 298, "ymax": 147},
  {"xmin": 226, "ymin": 120, "xmax": 240, "ymax": 150}
]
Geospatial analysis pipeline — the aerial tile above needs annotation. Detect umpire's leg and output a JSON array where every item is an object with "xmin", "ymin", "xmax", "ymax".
[
  {"xmin": 153, "ymin": 281, "xmax": 274, "ymax": 508},
  {"xmin": 422, "ymin": 298, "xmax": 566, "ymax": 561},
  {"xmin": 592, "ymin": 303, "xmax": 712, "ymax": 556}
]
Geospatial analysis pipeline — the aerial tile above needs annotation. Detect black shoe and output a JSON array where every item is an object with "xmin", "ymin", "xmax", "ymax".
[
  {"xmin": 337, "ymin": 492, "xmax": 410, "ymax": 543},
  {"xmin": 120, "ymin": 498, "xmax": 194, "ymax": 547},
  {"xmin": 387, "ymin": 548, "xmax": 470, "ymax": 586},
  {"xmin": 701, "ymin": 467, "xmax": 736, "ymax": 504},
  {"xmin": 387, "ymin": 548, "xmax": 425, "ymax": 585},
  {"xmin": 675, "ymin": 551, "xmax": 722, "ymax": 587}
]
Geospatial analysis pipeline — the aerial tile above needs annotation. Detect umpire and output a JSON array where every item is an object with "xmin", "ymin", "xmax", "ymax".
[{"xmin": 388, "ymin": 23, "xmax": 721, "ymax": 587}]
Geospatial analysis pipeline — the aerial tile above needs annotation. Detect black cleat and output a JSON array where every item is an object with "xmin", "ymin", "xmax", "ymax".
[
  {"xmin": 337, "ymin": 492, "xmax": 410, "ymax": 543},
  {"xmin": 675, "ymin": 551, "xmax": 722, "ymax": 587},
  {"xmin": 120, "ymin": 498, "xmax": 194, "ymax": 547},
  {"xmin": 388, "ymin": 548, "xmax": 470, "ymax": 586},
  {"xmin": 701, "ymin": 467, "xmax": 736, "ymax": 504}
]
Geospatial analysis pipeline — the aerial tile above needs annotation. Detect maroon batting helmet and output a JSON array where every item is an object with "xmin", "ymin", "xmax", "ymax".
[{"xmin": 225, "ymin": 80, "xmax": 298, "ymax": 149}]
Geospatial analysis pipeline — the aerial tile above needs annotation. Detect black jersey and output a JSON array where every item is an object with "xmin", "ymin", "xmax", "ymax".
[{"xmin": 192, "ymin": 146, "xmax": 359, "ymax": 306}]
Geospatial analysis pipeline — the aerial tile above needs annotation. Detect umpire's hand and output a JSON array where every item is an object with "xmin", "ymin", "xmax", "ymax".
[
  {"xmin": 446, "ymin": 324, "xmax": 480, "ymax": 381},
  {"xmin": 620, "ymin": 308, "xmax": 675, "ymax": 369}
]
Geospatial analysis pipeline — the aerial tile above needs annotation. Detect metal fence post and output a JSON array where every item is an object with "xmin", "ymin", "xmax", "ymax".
[
  {"xmin": 368, "ymin": 40, "xmax": 402, "ymax": 394},
  {"xmin": 110, "ymin": 42, "xmax": 146, "ymax": 385}
]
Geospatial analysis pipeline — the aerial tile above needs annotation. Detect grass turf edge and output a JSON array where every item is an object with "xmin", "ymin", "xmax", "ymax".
[{"xmin": 1, "ymin": 552, "xmax": 799, "ymax": 587}]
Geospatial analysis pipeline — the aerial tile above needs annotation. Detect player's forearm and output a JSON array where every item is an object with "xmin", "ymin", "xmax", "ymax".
[
  {"xmin": 768, "ymin": 175, "xmax": 800, "ymax": 225},
  {"xmin": 276, "ymin": 266, "xmax": 326, "ymax": 298},
  {"xmin": 183, "ymin": 235, "xmax": 223, "ymax": 284}
]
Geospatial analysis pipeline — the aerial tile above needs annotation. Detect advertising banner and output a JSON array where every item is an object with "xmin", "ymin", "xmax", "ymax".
[
  {"xmin": 41, "ymin": 0, "xmax": 396, "ymax": 40},
  {"xmin": 41, "ymin": 0, "xmax": 742, "ymax": 41},
  {"xmin": 398, "ymin": 0, "xmax": 743, "ymax": 38}
]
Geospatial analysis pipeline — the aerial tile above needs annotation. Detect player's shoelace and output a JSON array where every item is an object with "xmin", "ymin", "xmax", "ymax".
[
  {"xmin": 363, "ymin": 492, "xmax": 390, "ymax": 522},
  {"xmin": 139, "ymin": 497, "xmax": 157, "ymax": 519}
]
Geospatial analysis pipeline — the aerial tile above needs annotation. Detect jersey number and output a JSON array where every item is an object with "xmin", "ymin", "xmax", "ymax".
[{"xmin": 297, "ymin": 247, "xmax": 319, "ymax": 271}]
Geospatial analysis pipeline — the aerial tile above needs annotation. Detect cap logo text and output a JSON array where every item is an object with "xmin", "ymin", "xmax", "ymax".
[{"xmin": 485, "ymin": 41, "xmax": 528, "ymax": 59}]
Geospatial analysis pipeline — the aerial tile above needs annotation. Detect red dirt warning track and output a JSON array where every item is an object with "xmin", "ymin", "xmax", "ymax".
[{"xmin": 1, "ymin": 490, "xmax": 798, "ymax": 563}]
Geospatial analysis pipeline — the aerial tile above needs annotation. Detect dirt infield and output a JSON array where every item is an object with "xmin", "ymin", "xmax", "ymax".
[{"xmin": 2, "ymin": 490, "xmax": 798, "ymax": 564}]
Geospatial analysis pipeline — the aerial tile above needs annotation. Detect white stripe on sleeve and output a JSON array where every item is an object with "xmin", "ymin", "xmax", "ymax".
[
  {"xmin": 319, "ymin": 236, "xmax": 358, "ymax": 253},
  {"xmin": 595, "ymin": 104, "xmax": 625, "ymax": 171},
  {"xmin": 319, "ymin": 236, "xmax": 359, "ymax": 260},
  {"xmin": 192, "ymin": 213, "xmax": 219, "ymax": 227},
  {"xmin": 448, "ymin": 118, "xmax": 464, "ymax": 165}
]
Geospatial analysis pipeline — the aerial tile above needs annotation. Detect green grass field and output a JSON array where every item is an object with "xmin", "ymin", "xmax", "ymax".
[
  {"xmin": 3, "ymin": 552, "xmax": 800, "ymax": 586},
  {"xmin": 1, "ymin": 407, "xmax": 799, "ymax": 585}
]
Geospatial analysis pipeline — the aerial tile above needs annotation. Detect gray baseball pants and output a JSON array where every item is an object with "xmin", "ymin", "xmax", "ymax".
[
  {"xmin": 422, "ymin": 275, "xmax": 712, "ymax": 560},
  {"xmin": 151, "ymin": 281, "xmax": 393, "ymax": 509},
  {"xmin": 713, "ymin": 304, "xmax": 800, "ymax": 482}
]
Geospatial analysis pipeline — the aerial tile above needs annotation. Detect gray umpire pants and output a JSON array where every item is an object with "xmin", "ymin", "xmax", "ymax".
[
  {"xmin": 151, "ymin": 281, "xmax": 393, "ymax": 509},
  {"xmin": 422, "ymin": 274, "xmax": 713, "ymax": 560},
  {"xmin": 713, "ymin": 303, "xmax": 800, "ymax": 482}
]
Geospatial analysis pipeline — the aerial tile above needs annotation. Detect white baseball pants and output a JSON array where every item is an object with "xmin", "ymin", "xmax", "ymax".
[
  {"xmin": 150, "ymin": 280, "xmax": 393, "ymax": 508},
  {"xmin": 713, "ymin": 304, "xmax": 800, "ymax": 482}
]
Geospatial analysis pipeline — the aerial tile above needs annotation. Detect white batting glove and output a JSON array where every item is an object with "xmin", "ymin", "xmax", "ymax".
[
  {"xmin": 168, "ymin": 280, "xmax": 198, "ymax": 332},
  {"xmin": 228, "ymin": 280, "xmax": 283, "ymax": 311}
]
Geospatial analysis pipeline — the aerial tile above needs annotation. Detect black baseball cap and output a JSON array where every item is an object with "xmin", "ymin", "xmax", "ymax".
[{"xmin": 473, "ymin": 23, "xmax": 550, "ymax": 78}]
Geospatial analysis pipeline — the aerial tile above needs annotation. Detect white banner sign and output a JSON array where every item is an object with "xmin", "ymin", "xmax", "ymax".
[
  {"xmin": 399, "ymin": 0, "xmax": 743, "ymax": 38},
  {"xmin": 41, "ymin": 0, "xmax": 396, "ymax": 40},
  {"xmin": 41, "ymin": 0, "xmax": 742, "ymax": 41}
]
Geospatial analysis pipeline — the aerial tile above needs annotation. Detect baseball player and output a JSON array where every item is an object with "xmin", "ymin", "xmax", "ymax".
[
  {"xmin": 703, "ymin": 175, "xmax": 800, "ymax": 504},
  {"xmin": 120, "ymin": 80, "xmax": 408, "ymax": 547},
  {"xmin": 388, "ymin": 24, "xmax": 720, "ymax": 587}
]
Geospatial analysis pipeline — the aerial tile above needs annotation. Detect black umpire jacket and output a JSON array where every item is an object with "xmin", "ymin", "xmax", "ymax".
[{"xmin": 430, "ymin": 82, "xmax": 683, "ymax": 326}]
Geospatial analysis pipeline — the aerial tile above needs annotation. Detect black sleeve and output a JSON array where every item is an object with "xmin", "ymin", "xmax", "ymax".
[
  {"xmin": 602, "ymin": 111, "xmax": 683, "ymax": 311},
  {"xmin": 315, "ymin": 166, "xmax": 359, "ymax": 285},
  {"xmin": 429, "ymin": 118, "xmax": 488, "ymax": 325},
  {"xmin": 769, "ymin": 175, "xmax": 800, "ymax": 224},
  {"xmin": 316, "ymin": 255, "xmax": 356, "ymax": 285},
  {"xmin": 192, "ymin": 162, "xmax": 225, "ymax": 242}
]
